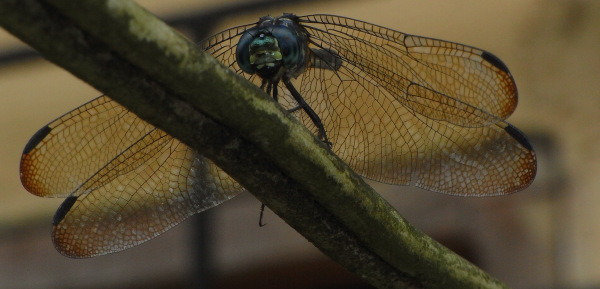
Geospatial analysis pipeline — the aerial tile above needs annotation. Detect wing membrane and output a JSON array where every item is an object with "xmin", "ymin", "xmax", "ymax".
[
  {"xmin": 21, "ymin": 96, "xmax": 156, "ymax": 197},
  {"xmin": 21, "ymin": 96, "xmax": 242, "ymax": 257},
  {"xmin": 299, "ymin": 14, "xmax": 518, "ymax": 121}
]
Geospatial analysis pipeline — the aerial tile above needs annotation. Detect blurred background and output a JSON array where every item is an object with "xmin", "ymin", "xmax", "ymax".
[{"xmin": 1, "ymin": 0, "xmax": 598, "ymax": 288}]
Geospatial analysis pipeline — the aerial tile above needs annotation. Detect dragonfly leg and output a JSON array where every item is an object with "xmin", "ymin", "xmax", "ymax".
[
  {"xmin": 282, "ymin": 78, "xmax": 332, "ymax": 147},
  {"xmin": 262, "ymin": 80, "xmax": 280, "ymax": 102},
  {"xmin": 265, "ymin": 82, "xmax": 272, "ymax": 96},
  {"xmin": 260, "ymin": 79, "xmax": 267, "ymax": 90},
  {"xmin": 259, "ymin": 203, "xmax": 267, "ymax": 227},
  {"xmin": 272, "ymin": 82, "xmax": 279, "ymax": 102}
]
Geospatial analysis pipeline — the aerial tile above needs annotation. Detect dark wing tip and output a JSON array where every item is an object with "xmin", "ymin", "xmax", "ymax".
[
  {"xmin": 504, "ymin": 124, "xmax": 534, "ymax": 151},
  {"xmin": 23, "ymin": 125, "xmax": 51, "ymax": 155},
  {"xmin": 52, "ymin": 196, "xmax": 78, "ymax": 225},
  {"xmin": 481, "ymin": 51, "xmax": 511, "ymax": 74}
]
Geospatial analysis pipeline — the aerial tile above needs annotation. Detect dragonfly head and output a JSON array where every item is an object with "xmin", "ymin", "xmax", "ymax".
[{"xmin": 236, "ymin": 14, "xmax": 309, "ymax": 80}]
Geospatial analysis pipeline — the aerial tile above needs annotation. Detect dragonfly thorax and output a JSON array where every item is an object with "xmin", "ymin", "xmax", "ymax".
[{"xmin": 236, "ymin": 14, "xmax": 309, "ymax": 80}]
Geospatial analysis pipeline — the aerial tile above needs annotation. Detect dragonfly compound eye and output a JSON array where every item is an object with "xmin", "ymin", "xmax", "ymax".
[
  {"xmin": 235, "ymin": 27, "xmax": 259, "ymax": 74},
  {"xmin": 271, "ymin": 26, "xmax": 307, "ymax": 72}
]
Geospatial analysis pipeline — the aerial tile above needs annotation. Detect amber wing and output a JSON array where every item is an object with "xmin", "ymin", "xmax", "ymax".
[
  {"xmin": 294, "ymin": 14, "xmax": 536, "ymax": 195},
  {"xmin": 202, "ymin": 14, "xmax": 536, "ymax": 196},
  {"xmin": 20, "ymin": 96, "xmax": 242, "ymax": 257}
]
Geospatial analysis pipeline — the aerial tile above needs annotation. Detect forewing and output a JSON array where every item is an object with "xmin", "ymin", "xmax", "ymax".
[
  {"xmin": 290, "ymin": 15, "xmax": 535, "ymax": 195},
  {"xmin": 21, "ymin": 96, "xmax": 157, "ymax": 197},
  {"xmin": 299, "ymin": 14, "xmax": 518, "ymax": 124},
  {"xmin": 21, "ymin": 96, "xmax": 242, "ymax": 257}
]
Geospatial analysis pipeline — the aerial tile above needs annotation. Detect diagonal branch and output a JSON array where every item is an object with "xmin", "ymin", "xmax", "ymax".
[{"xmin": 0, "ymin": 0, "xmax": 508, "ymax": 288}]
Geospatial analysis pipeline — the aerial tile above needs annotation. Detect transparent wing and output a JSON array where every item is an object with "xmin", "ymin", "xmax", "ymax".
[
  {"xmin": 201, "ymin": 15, "xmax": 535, "ymax": 196},
  {"xmin": 21, "ymin": 96, "xmax": 243, "ymax": 257}
]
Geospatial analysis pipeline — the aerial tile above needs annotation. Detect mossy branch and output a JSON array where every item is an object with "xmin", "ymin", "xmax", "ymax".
[{"xmin": 0, "ymin": 1, "xmax": 509, "ymax": 288}]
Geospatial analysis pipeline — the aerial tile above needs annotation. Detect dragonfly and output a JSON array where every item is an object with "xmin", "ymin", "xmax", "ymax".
[{"xmin": 20, "ymin": 14, "xmax": 537, "ymax": 258}]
